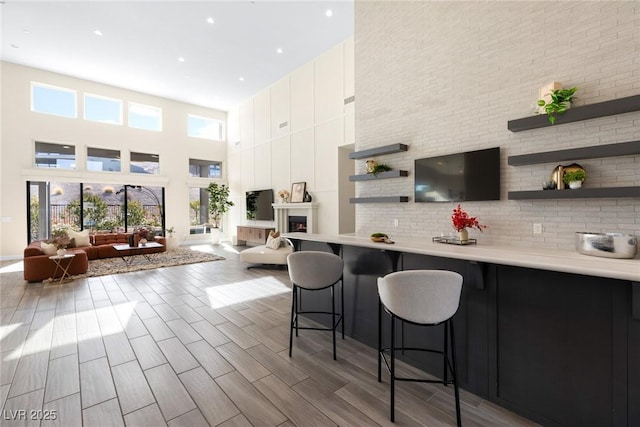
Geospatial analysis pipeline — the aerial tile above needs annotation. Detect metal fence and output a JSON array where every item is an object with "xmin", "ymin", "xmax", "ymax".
[{"xmin": 49, "ymin": 204, "xmax": 160, "ymax": 226}]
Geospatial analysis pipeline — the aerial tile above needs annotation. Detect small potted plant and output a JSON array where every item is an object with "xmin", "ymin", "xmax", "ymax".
[
  {"xmin": 366, "ymin": 161, "xmax": 392, "ymax": 176},
  {"xmin": 164, "ymin": 226, "xmax": 179, "ymax": 251},
  {"xmin": 563, "ymin": 169, "xmax": 586, "ymax": 189},
  {"xmin": 537, "ymin": 86, "xmax": 578, "ymax": 124}
]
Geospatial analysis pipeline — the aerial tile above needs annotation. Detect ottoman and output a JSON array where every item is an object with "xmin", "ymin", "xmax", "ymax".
[{"xmin": 239, "ymin": 244, "xmax": 293, "ymax": 268}]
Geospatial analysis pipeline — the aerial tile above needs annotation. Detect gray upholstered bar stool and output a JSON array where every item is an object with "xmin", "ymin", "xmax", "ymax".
[
  {"xmin": 377, "ymin": 270, "xmax": 463, "ymax": 425},
  {"xmin": 287, "ymin": 251, "xmax": 345, "ymax": 360}
]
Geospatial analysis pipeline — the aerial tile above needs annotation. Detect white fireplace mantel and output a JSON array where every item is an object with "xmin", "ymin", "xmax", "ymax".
[{"xmin": 272, "ymin": 202, "xmax": 319, "ymax": 233}]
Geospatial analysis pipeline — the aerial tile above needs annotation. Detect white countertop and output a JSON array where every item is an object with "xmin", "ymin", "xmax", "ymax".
[{"xmin": 282, "ymin": 232, "xmax": 640, "ymax": 282}]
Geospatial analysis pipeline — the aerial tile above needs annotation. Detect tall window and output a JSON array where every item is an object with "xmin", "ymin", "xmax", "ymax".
[
  {"xmin": 87, "ymin": 147, "xmax": 121, "ymax": 172},
  {"xmin": 189, "ymin": 158, "xmax": 221, "ymax": 178},
  {"xmin": 188, "ymin": 114, "xmax": 223, "ymax": 140},
  {"xmin": 27, "ymin": 181, "xmax": 166, "ymax": 241},
  {"xmin": 131, "ymin": 152, "xmax": 159, "ymax": 174},
  {"xmin": 84, "ymin": 93, "xmax": 123, "ymax": 125},
  {"xmin": 31, "ymin": 82, "xmax": 77, "ymax": 118},
  {"xmin": 188, "ymin": 187, "xmax": 212, "ymax": 234},
  {"xmin": 128, "ymin": 102, "xmax": 162, "ymax": 131},
  {"xmin": 35, "ymin": 142, "xmax": 76, "ymax": 169}
]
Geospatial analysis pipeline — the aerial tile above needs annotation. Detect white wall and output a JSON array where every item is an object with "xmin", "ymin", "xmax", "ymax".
[
  {"xmin": 0, "ymin": 62, "xmax": 227, "ymax": 258},
  {"xmin": 354, "ymin": 1, "xmax": 640, "ymax": 250},
  {"xmin": 227, "ymin": 37, "xmax": 355, "ymax": 236}
]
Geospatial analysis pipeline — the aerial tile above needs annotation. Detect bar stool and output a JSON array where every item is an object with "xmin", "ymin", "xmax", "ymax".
[
  {"xmin": 377, "ymin": 270, "xmax": 463, "ymax": 425},
  {"xmin": 287, "ymin": 251, "xmax": 344, "ymax": 360}
]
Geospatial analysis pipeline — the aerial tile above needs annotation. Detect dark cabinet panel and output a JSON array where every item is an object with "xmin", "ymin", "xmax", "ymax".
[{"xmin": 492, "ymin": 266, "xmax": 628, "ymax": 427}]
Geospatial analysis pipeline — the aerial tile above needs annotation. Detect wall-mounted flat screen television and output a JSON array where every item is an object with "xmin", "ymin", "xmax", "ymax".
[
  {"xmin": 246, "ymin": 189, "xmax": 274, "ymax": 220},
  {"xmin": 415, "ymin": 147, "xmax": 500, "ymax": 202}
]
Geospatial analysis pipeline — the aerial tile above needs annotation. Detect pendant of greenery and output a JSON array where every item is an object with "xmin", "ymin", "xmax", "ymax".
[
  {"xmin": 537, "ymin": 86, "xmax": 578, "ymax": 124},
  {"xmin": 206, "ymin": 182, "xmax": 234, "ymax": 228}
]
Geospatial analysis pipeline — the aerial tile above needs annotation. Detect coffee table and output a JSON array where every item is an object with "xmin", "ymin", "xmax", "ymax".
[
  {"xmin": 113, "ymin": 242, "xmax": 164, "ymax": 265},
  {"xmin": 48, "ymin": 253, "xmax": 75, "ymax": 283}
]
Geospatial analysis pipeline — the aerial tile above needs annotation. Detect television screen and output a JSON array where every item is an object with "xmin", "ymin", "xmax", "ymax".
[
  {"xmin": 246, "ymin": 189, "xmax": 274, "ymax": 220},
  {"xmin": 415, "ymin": 147, "xmax": 500, "ymax": 202}
]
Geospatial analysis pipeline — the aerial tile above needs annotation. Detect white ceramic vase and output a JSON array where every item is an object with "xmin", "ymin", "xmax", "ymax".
[{"xmin": 569, "ymin": 181, "xmax": 582, "ymax": 189}]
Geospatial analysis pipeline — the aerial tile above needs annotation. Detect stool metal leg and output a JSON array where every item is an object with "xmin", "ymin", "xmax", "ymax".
[
  {"xmin": 390, "ymin": 314, "xmax": 396, "ymax": 422},
  {"xmin": 443, "ymin": 320, "xmax": 449, "ymax": 386},
  {"xmin": 377, "ymin": 298, "xmax": 382, "ymax": 382},
  {"xmin": 341, "ymin": 278, "xmax": 345, "ymax": 339},
  {"xmin": 450, "ymin": 319, "xmax": 462, "ymax": 427},
  {"xmin": 289, "ymin": 285, "xmax": 296, "ymax": 357},
  {"xmin": 331, "ymin": 285, "xmax": 336, "ymax": 360}
]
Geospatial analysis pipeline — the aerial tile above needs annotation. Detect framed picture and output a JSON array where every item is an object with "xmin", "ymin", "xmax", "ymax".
[{"xmin": 290, "ymin": 182, "xmax": 306, "ymax": 203}]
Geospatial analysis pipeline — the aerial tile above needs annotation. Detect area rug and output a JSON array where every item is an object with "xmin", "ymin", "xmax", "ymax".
[{"xmin": 81, "ymin": 248, "xmax": 225, "ymax": 278}]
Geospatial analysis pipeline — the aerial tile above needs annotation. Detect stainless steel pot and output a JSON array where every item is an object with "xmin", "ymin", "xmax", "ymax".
[{"xmin": 575, "ymin": 232, "xmax": 637, "ymax": 259}]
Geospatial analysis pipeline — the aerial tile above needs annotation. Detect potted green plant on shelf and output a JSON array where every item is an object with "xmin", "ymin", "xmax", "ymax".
[
  {"xmin": 563, "ymin": 169, "xmax": 586, "ymax": 189},
  {"xmin": 206, "ymin": 182, "xmax": 234, "ymax": 244},
  {"xmin": 366, "ymin": 161, "xmax": 392, "ymax": 176},
  {"xmin": 537, "ymin": 86, "xmax": 578, "ymax": 124}
]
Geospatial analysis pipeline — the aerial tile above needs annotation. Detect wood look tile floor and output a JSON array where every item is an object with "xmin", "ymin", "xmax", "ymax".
[{"xmin": 0, "ymin": 245, "xmax": 540, "ymax": 427}]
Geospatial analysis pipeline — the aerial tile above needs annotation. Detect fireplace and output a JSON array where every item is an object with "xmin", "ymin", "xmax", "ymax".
[
  {"xmin": 272, "ymin": 202, "xmax": 318, "ymax": 233},
  {"xmin": 288, "ymin": 216, "xmax": 307, "ymax": 233}
]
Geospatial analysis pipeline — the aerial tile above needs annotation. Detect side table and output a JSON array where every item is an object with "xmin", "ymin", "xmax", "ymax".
[{"xmin": 48, "ymin": 253, "xmax": 76, "ymax": 283}]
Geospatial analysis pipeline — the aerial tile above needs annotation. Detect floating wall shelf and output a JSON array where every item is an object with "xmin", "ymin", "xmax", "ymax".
[
  {"xmin": 349, "ymin": 143, "xmax": 408, "ymax": 160},
  {"xmin": 349, "ymin": 170, "xmax": 409, "ymax": 181},
  {"xmin": 508, "ymin": 187, "xmax": 640, "ymax": 200},
  {"xmin": 507, "ymin": 94, "xmax": 640, "ymax": 132},
  {"xmin": 508, "ymin": 140, "xmax": 640, "ymax": 166},
  {"xmin": 349, "ymin": 196, "xmax": 409, "ymax": 204}
]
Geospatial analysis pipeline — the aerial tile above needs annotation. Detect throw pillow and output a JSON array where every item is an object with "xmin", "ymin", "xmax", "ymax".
[
  {"xmin": 265, "ymin": 234, "xmax": 281, "ymax": 250},
  {"xmin": 269, "ymin": 230, "xmax": 280, "ymax": 238},
  {"xmin": 67, "ymin": 229, "xmax": 90, "ymax": 247},
  {"xmin": 40, "ymin": 241, "xmax": 58, "ymax": 255},
  {"xmin": 67, "ymin": 237, "xmax": 77, "ymax": 248}
]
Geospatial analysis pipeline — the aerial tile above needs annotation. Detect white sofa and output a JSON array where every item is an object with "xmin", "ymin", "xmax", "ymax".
[{"xmin": 239, "ymin": 240, "xmax": 293, "ymax": 267}]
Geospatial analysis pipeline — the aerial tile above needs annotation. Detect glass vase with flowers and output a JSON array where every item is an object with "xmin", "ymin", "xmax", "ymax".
[
  {"xmin": 136, "ymin": 227, "xmax": 149, "ymax": 246},
  {"xmin": 451, "ymin": 204, "xmax": 487, "ymax": 242}
]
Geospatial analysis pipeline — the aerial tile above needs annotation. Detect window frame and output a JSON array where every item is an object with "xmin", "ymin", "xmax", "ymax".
[
  {"xmin": 127, "ymin": 102, "xmax": 163, "ymax": 131},
  {"xmin": 86, "ymin": 147, "xmax": 122, "ymax": 172},
  {"xmin": 34, "ymin": 141, "xmax": 77, "ymax": 170},
  {"xmin": 83, "ymin": 93, "xmax": 123, "ymax": 125},
  {"xmin": 31, "ymin": 82, "xmax": 78, "ymax": 119},
  {"xmin": 187, "ymin": 114, "xmax": 224, "ymax": 141},
  {"xmin": 189, "ymin": 158, "xmax": 222, "ymax": 178}
]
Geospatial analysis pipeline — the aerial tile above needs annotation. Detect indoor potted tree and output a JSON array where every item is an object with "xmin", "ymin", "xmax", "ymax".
[
  {"xmin": 537, "ymin": 86, "xmax": 578, "ymax": 124},
  {"xmin": 206, "ymin": 182, "xmax": 234, "ymax": 244}
]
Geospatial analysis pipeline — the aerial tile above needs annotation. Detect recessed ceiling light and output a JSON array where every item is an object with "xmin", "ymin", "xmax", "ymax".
[
  {"xmin": 207, "ymin": 16, "xmax": 214, "ymax": 24},
  {"xmin": 276, "ymin": 48, "xmax": 283, "ymax": 54},
  {"xmin": 10, "ymin": 44, "xmax": 19, "ymax": 49},
  {"xmin": 239, "ymin": 77, "xmax": 245, "ymax": 82},
  {"xmin": 178, "ymin": 57, "xmax": 185, "ymax": 62},
  {"xmin": 325, "ymin": 9, "xmax": 333, "ymax": 17},
  {"xmin": 63, "ymin": 146, "xmax": 70, "ymax": 149},
  {"xmin": 23, "ymin": 29, "xmax": 30, "ymax": 34},
  {"xmin": 93, "ymin": 30, "xmax": 103, "ymax": 36}
]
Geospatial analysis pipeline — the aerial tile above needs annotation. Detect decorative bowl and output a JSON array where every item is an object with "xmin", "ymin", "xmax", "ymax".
[{"xmin": 575, "ymin": 232, "xmax": 637, "ymax": 259}]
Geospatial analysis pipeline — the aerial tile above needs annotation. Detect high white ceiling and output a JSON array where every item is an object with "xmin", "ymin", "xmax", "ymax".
[{"xmin": 1, "ymin": 1, "xmax": 354, "ymax": 111}]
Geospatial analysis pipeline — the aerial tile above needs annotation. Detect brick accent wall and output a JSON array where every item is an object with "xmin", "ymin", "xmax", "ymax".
[{"xmin": 354, "ymin": 1, "xmax": 639, "ymax": 250}]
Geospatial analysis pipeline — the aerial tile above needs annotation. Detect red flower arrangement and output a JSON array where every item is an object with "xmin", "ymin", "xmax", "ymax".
[{"xmin": 451, "ymin": 204, "xmax": 487, "ymax": 232}]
